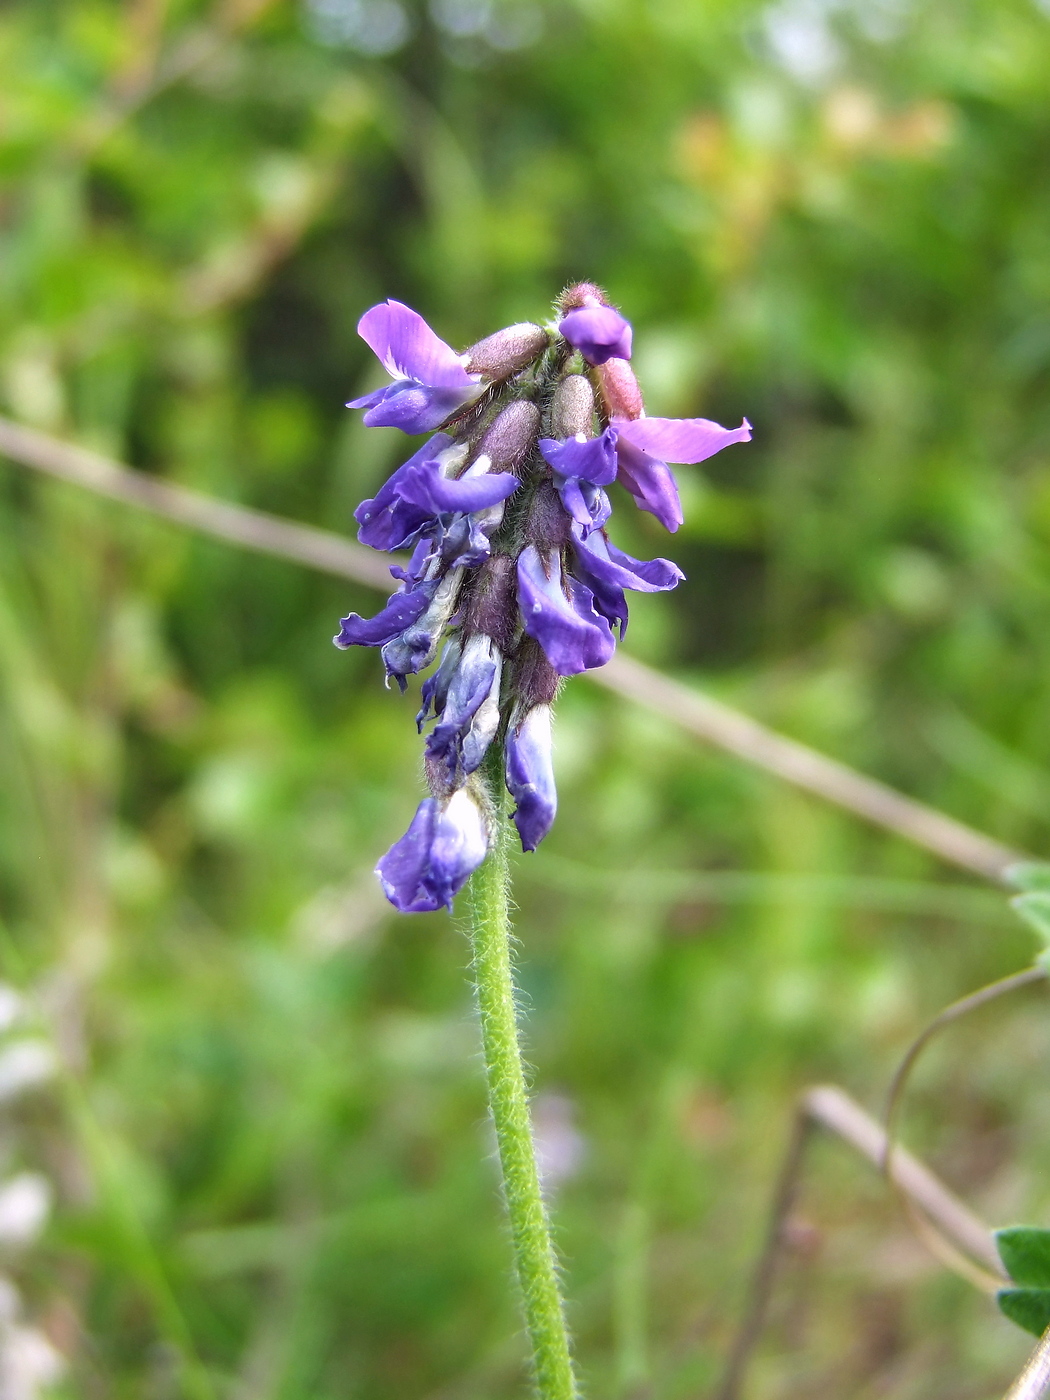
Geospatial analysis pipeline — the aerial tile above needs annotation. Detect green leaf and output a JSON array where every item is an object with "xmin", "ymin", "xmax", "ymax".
[
  {"xmin": 1005, "ymin": 863, "xmax": 1050, "ymax": 894},
  {"xmin": 1009, "ymin": 893, "xmax": 1050, "ymax": 945},
  {"xmin": 998, "ymin": 1289, "xmax": 1050, "ymax": 1338},
  {"xmin": 997, "ymin": 1228, "xmax": 1050, "ymax": 1287}
]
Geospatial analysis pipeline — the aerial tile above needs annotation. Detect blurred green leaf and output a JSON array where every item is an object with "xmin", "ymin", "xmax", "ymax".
[
  {"xmin": 997, "ymin": 1227, "xmax": 1050, "ymax": 1288},
  {"xmin": 997, "ymin": 1288, "xmax": 1050, "ymax": 1339}
]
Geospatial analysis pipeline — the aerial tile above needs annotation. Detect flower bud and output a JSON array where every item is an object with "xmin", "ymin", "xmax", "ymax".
[
  {"xmin": 476, "ymin": 399, "xmax": 540, "ymax": 474},
  {"xmin": 513, "ymin": 637, "xmax": 561, "ymax": 708},
  {"xmin": 551, "ymin": 375, "xmax": 595, "ymax": 440},
  {"xmin": 465, "ymin": 324, "xmax": 550, "ymax": 379},
  {"xmin": 506, "ymin": 703, "xmax": 557, "ymax": 852},
  {"xmin": 465, "ymin": 551, "xmax": 519, "ymax": 653},
  {"xmin": 595, "ymin": 357, "xmax": 644, "ymax": 420},
  {"xmin": 555, "ymin": 282, "xmax": 606, "ymax": 313}
]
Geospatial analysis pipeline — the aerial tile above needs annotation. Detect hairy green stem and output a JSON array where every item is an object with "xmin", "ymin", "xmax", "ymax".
[{"xmin": 468, "ymin": 790, "xmax": 578, "ymax": 1400}]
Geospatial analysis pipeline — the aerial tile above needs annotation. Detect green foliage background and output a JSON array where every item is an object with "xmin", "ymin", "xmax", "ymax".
[{"xmin": 1, "ymin": 0, "xmax": 1050, "ymax": 1395}]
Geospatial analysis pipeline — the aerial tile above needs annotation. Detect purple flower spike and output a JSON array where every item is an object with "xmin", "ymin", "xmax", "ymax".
[
  {"xmin": 614, "ymin": 415, "xmax": 752, "ymax": 465},
  {"xmin": 571, "ymin": 526, "xmax": 684, "ymax": 637},
  {"xmin": 376, "ymin": 788, "xmax": 489, "ymax": 913},
  {"xmin": 348, "ymin": 300, "xmax": 483, "ymax": 434},
  {"xmin": 612, "ymin": 435, "xmax": 685, "ymax": 533},
  {"xmin": 558, "ymin": 306, "xmax": 633, "ymax": 366},
  {"xmin": 506, "ymin": 704, "xmax": 557, "ymax": 852},
  {"xmin": 517, "ymin": 545, "xmax": 615, "ymax": 676}
]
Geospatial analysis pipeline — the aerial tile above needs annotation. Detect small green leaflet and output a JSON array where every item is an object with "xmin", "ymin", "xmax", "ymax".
[
  {"xmin": 996, "ymin": 1227, "xmax": 1050, "ymax": 1337},
  {"xmin": 1005, "ymin": 864, "xmax": 1050, "ymax": 970}
]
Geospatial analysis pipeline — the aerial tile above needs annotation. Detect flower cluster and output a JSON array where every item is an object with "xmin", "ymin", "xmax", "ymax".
[{"xmin": 337, "ymin": 285, "xmax": 751, "ymax": 912}]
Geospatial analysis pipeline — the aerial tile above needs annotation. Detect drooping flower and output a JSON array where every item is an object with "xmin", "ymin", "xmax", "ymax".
[
  {"xmin": 376, "ymin": 788, "xmax": 489, "ymax": 912},
  {"xmin": 516, "ymin": 544, "xmax": 616, "ymax": 677},
  {"xmin": 505, "ymin": 702, "xmax": 557, "ymax": 852},
  {"xmin": 336, "ymin": 285, "xmax": 752, "ymax": 910}
]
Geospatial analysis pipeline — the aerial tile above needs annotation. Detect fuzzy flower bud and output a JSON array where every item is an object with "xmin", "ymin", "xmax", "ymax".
[{"xmin": 466, "ymin": 324, "xmax": 550, "ymax": 379}]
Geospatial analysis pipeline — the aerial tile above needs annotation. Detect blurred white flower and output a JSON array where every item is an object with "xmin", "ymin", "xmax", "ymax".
[
  {"xmin": 0, "ymin": 1322, "xmax": 62, "ymax": 1400},
  {"xmin": 0, "ymin": 1047, "xmax": 54, "ymax": 1105},
  {"xmin": 305, "ymin": 0, "xmax": 410, "ymax": 54},
  {"xmin": 0, "ymin": 1277, "xmax": 63, "ymax": 1400},
  {"xmin": 0, "ymin": 1177, "xmax": 50, "ymax": 1250},
  {"xmin": 0, "ymin": 995, "xmax": 23, "ymax": 1039}
]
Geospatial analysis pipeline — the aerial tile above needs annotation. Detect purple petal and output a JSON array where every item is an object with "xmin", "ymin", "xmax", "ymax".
[
  {"xmin": 375, "ymin": 789, "xmax": 489, "ymax": 913},
  {"xmin": 427, "ymin": 789, "xmax": 489, "ymax": 905},
  {"xmin": 614, "ymin": 415, "xmax": 751, "ymax": 464},
  {"xmin": 354, "ymin": 434, "xmax": 453, "ymax": 551},
  {"xmin": 390, "ymin": 537, "xmax": 433, "ymax": 586},
  {"xmin": 574, "ymin": 529, "xmax": 684, "ymax": 594},
  {"xmin": 381, "ymin": 566, "xmax": 464, "ymax": 686},
  {"xmin": 376, "ymin": 799, "xmax": 442, "ymax": 913},
  {"xmin": 425, "ymin": 635, "xmax": 501, "ymax": 780},
  {"xmin": 506, "ymin": 705, "xmax": 557, "ymax": 852},
  {"xmin": 517, "ymin": 546, "xmax": 615, "ymax": 676},
  {"xmin": 558, "ymin": 306, "xmax": 633, "ymax": 366},
  {"xmin": 333, "ymin": 585, "xmax": 431, "ymax": 650},
  {"xmin": 357, "ymin": 300, "xmax": 480, "ymax": 391},
  {"xmin": 612, "ymin": 435, "xmax": 684, "ymax": 533},
  {"xmin": 538, "ymin": 430, "xmax": 618, "ymax": 486},
  {"xmin": 571, "ymin": 528, "xmax": 684, "ymax": 637},
  {"xmin": 346, "ymin": 386, "xmax": 389, "ymax": 411},
  {"xmin": 398, "ymin": 459, "xmax": 520, "ymax": 515},
  {"xmin": 361, "ymin": 382, "xmax": 480, "ymax": 434}
]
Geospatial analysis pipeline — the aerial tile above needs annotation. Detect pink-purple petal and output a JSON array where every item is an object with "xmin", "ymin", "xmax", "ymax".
[
  {"xmin": 612, "ymin": 436, "xmax": 684, "ymax": 533},
  {"xmin": 613, "ymin": 415, "xmax": 752, "ymax": 464},
  {"xmin": 357, "ymin": 300, "xmax": 480, "ymax": 391}
]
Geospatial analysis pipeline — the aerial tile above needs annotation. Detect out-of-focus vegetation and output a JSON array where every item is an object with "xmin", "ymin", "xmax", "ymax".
[{"xmin": 1, "ymin": 0, "xmax": 1050, "ymax": 1395}]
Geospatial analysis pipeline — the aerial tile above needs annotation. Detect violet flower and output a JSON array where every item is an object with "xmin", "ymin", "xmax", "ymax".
[
  {"xmin": 347, "ymin": 301, "xmax": 483, "ymax": 433},
  {"xmin": 610, "ymin": 415, "xmax": 753, "ymax": 533},
  {"xmin": 376, "ymin": 788, "xmax": 489, "ymax": 912},
  {"xmin": 336, "ymin": 285, "xmax": 752, "ymax": 910}
]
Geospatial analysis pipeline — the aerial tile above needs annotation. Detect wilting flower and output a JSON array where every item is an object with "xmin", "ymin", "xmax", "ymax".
[
  {"xmin": 376, "ymin": 788, "xmax": 489, "ymax": 913},
  {"xmin": 336, "ymin": 284, "xmax": 751, "ymax": 909}
]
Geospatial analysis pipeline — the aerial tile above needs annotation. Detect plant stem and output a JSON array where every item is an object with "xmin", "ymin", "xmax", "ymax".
[{"xmin": 468, "ymin": 788, "xmax": 578, "ymax": 1400}]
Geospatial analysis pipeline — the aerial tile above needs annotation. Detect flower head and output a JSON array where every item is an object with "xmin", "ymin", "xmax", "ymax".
[{"xmin": 337, "ymin": 289, "xmax": 752, "ymax": 909}]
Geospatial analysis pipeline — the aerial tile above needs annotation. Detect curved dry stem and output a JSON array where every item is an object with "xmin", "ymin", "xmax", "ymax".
[{"xmin": 882, "ymin": 964, "xmax": 1048, "ymax": 1289}]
